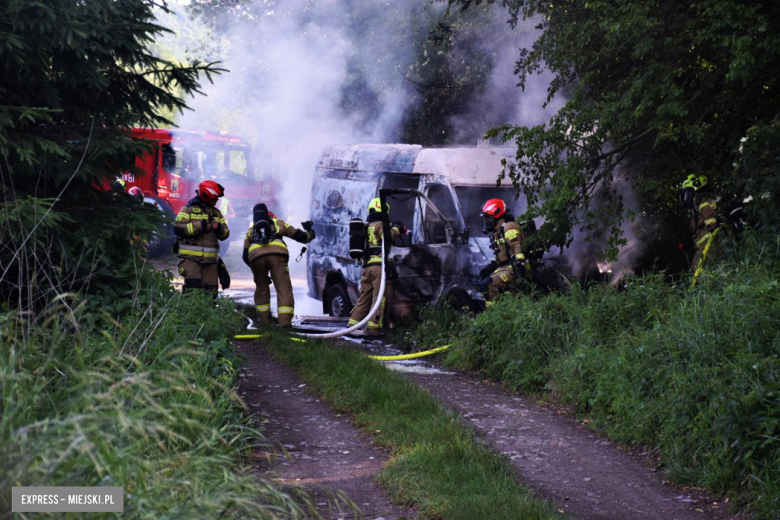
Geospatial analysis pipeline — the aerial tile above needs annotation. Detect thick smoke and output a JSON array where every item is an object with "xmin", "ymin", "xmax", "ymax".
[{"xmin": 162, "ymin": 0, "xmax": 643, "ymax": 285}]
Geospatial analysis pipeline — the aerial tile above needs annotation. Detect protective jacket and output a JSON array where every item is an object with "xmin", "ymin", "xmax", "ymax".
[
  {"xmin": 490, "ymin": 218, "xmax": 526, "ymax": 267},
  {"xmin": 244, "ymin": 218, "xmax": 314, "ymax": 263},
  {"xmin": 689, "ymin": 190, "xmax": 720, "ymax": 250},
  {"xmin": 365, "ymin": 213, "xmax": 400, "ymax": 266},
  {"xmin": 174, "ymin": 197, "xmax": 229, "ymax": 264}
]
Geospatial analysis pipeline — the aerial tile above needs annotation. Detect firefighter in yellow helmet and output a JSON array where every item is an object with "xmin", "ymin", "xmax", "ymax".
[
  {"xmin": 478, "ymin": 198, "xmax": 530, "ymax": 307},
  {"xmin": 243, "ymin": 204, "xmax": 316, "ymax": 328},
  {"xmin": 348, "ymin": 197, "xmax": 407, "ymax": 336},
  {"xmin": 174, "ymin": 180, "xmax": 230, "ymax": 293},
  {"xmin": 681, "ymin": 174, "xmax": 722, "ymax": 272}
]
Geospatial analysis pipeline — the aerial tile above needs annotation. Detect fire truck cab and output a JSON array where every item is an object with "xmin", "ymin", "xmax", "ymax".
[{"xmin": 122, "ymin": 128, "xmax": 277, "ymax": 257}]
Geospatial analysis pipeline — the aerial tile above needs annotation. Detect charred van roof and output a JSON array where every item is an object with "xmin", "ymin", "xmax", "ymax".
[{"xmin": 317, "ymin": 144, "xmax": 517, "ymax": 186}]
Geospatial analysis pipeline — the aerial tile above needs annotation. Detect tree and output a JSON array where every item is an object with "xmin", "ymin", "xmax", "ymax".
[
  {"xmin": 0, "ymin": 0, "xmax": 222, "ymax": 310},
  {"xmin": 452, "ymin": 0, "xmax": 780, "ymax": 259}
]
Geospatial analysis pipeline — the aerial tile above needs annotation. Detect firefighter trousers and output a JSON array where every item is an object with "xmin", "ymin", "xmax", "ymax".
[
  {"xmin": 250, "ymin": 254, "xmax": 295, "ymax": 327},
  {"xmin": 348, "ymin": 264, "xmax": 390, "ymax": 336},
  {"xmin": 484, "ymin": 263, "xmax": 532, "ymax": 307},
  {"xmin": 178, "ymin": 259, "xmax": 219, "ymax": 292}
]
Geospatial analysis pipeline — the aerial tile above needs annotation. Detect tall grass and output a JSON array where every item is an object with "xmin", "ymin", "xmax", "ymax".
[
  {"xmin": 403, "ymin": 228, "xmax": 780, "ymax": 518},
  {"xmin": 0, "ymin": 269, "xmax": 319, "ymax": 519}
]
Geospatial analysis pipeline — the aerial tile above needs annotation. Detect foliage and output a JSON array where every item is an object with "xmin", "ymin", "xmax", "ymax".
[
  {"xmin": 263, "ymin": 328, "xmax": 563, "ymax": 520},
  {"xmin": 403, "ymin": 228, "xmax": 780, "ymax": 517},
  {"xmin": 452, "ymin": 0, "xmax": 780, "ymax": 259},
  {"xmin": 0, "ymin": 0, "xmax": 223, "ymax": 308},
  {"xmin": 0, "ymin": 268, "xmax": 320, "ymax": 518}
]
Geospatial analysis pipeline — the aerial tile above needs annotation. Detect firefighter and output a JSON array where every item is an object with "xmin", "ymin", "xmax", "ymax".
[
  {"xmin": 478, "ymin": 198, "xmax": 530, "ymax": 307},
  {"xmin": 348, "ymin": 198, "xmax": 406, "ymax": 336},
  {"xmin": 243, "ymin": 204, "xmax": 315, "ymax": 328},
  {"xmin": 681, "ymin": 174, "xmax": 722, "ymax": 273},
  {"xmin": 174, "ymin": 180, "xmax": 230, "ymax": 294},
  {"xmin": 110, "ymin": 178, "xmax": 126, "ymax": 194}
]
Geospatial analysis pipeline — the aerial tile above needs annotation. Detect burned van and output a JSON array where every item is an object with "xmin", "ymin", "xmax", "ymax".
[{"xmin": 307, "ymin": 144, "xmax": 529, "ymax": 317}]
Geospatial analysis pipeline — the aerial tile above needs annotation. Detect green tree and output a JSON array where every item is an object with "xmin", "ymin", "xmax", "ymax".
[
  {"xmin": 453, "ymin": 0, "xmax": 780, "ymax": 258},
  {"xmin": 0, "ymin": 0, "xmax": 222, "ymax": 309}
]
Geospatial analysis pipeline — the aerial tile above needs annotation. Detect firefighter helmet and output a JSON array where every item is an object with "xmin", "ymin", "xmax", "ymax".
[
  {"xmin": 480, "ymin": 198, "xmax": 508, "ymax": 234},
  {"xmin": 368, "ymin": 197, "xmax": 390, "ymax": 214},
  {"xmin": 128, "ymin": 186, "xmax": 143, "ymax": 201},
  {"xmin": 111, "ymin": 178, "xmax": 126, "ymax": 192},
  {"xmin": 197, "ymin": 180, "xmax": 224, "ymax": 202},
  {"xmin": 682, "ymin": 174, "xmax": 707, "ymax": 191}
]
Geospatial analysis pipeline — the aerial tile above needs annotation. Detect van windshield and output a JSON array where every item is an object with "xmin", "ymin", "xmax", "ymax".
[
  {"xmin": 455, "ymin": 186, "xmax": 527, "ymax": 237},
  {"xmin": 163, "ymin": 143, "xmax": 252, "ymax": 185}
]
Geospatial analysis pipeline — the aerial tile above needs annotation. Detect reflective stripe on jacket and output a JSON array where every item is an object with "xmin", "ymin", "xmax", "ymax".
[
  {"xmin": 366, "ymin": 220, "xmax": 400, "ymax": 265},
  {"xmin": 491, "ymin": 220, "xmax": 525, "ymax": 266},
  {"xmin": 174, "ymin": 197, "xmax": 229, "ymax": 263},
  {"xmin": 690, "ymin": 192, "xmax": 720, "ymax": 249},
  {"xmin": 244, "ymin": 218, "xmax": 313, "ymax": 263}
]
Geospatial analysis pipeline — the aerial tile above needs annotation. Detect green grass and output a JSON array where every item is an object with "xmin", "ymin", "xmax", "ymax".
[
  {"xmin": 400, "ymin": 228, "xmax": 780, "ymax": 519},
  {"xmin": 1, "ymin": 268, "xmax": 329, "ymax": 519},
  {"xmin": 261, "ymin": 328, "xmax": 563, "ymax": 520}
]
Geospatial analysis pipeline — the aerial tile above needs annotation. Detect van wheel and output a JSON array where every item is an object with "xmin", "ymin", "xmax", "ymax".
[
  {"xmin": 444, "ymin": 288, "xmax": 474, "ymax": 313},
  {"xmin": 146, "ymin": 228, "xmax": 174, "ymax": 258},
  {"xmin": 326, "ymin": 284, "xmax": 351, "ymax": 318}
]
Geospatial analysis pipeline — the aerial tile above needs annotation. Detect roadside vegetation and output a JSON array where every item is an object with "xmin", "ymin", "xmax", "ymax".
[
  {"xmin": 399, "ymin": 227, "xmax": 780, "ymax": 518},
  {"xmin": 0, "ymin": 268, "xmax": 325, "ymax": 518},
  {"xmin": 258, "ymin": 328, "xmax": 563, "ymax": 520}
]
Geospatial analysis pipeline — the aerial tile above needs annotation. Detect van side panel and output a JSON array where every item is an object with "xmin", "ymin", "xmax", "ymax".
[{"xmin": 307, "ymin": 168, "xmax": 382, "ymax": 302}]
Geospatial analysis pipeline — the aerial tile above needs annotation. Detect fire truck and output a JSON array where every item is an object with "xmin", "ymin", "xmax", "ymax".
[{"xmin": 121, "ymin": 128, "xmax": 279, "ymax": 257}]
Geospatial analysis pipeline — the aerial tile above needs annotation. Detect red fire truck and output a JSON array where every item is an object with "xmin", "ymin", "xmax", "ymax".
[{"xmin": 121, "ymin": 128, "xmax": 279, "ymax": 257}]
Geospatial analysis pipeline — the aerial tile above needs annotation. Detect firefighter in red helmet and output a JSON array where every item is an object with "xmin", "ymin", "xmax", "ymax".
[
  {"xmin": 478, "ymin": 198, "xmax": 531, "ymax": 307},
  {"xmin": 174, "ymin": 180, "xmax": 230, "ymax": 294}
]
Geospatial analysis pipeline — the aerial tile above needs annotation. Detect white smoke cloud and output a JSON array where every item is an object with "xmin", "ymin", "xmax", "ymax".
[{"xmin": 161, "ymin": 0, "xmax": 643, "ymax": 285}]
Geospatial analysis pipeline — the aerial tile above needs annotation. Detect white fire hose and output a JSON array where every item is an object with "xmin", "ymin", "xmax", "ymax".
[{"xmin": 294, "ymin": 238, "xmax": 387, "ymax": 339}]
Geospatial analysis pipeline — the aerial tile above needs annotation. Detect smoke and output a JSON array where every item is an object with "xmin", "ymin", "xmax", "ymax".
[
  {"xmin": 160, "ymin": 0, "xmax": 644, "ymax": 285},
  {"xmin": 449, "ymin": 8, "xmax": 566, "ymax": 142}
]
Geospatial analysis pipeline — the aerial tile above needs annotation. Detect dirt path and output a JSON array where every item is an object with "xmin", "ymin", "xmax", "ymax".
[
  {"xmin": 236, "ymin": 340, "xmax": 413, "ymax": 520},
  {"xmin": 404, "ymin": 369, "xmax": 736, "ymax": 520}
]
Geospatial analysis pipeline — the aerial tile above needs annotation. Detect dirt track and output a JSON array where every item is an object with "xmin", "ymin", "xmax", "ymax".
[
  {"xmin": 405, "ymin": 368, "xmax": 737, "ymax": 520},
  {"xmin": 237, "ymin": 340, "xmax": 413, "ymax": 520}
]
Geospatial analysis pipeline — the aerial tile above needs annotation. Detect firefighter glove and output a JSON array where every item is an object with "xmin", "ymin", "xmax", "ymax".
[
  {"xmin": 512, "ymin": 254, "xmax": 526, "ymax": 278},
  {"xmin": 479, "ymin": 260, "xmax": 499, "ymax": 279},
  {"xmin": 393, "ymin": 221, "xmax": 408, "ymax": 234},
  {"xmin": 242, "ymin": 247, "xmax": 250, "ymax": 266}
]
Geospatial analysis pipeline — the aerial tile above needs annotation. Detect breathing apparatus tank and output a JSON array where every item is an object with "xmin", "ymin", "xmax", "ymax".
[
  {"xmin": 252, "ymin": 204, "xmax": 275, "ymax": 244},
  {"xmin": 349, "ymin": 217, "xmax": 367, "ymax": 266}
]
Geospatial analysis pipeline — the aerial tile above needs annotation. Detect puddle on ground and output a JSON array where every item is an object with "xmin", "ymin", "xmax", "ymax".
[{"xmin": 383, "ymin": 361, "xmax": 454, "ymax": 375}]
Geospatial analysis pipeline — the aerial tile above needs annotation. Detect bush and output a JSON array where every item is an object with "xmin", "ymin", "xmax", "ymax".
[
  {"xmin": 0, "ymin": 267, "xmax": 317, "ymax": 518},
  {"xmin": 404, "ymin": 228, "xmax": 780, "ymax": 518}
]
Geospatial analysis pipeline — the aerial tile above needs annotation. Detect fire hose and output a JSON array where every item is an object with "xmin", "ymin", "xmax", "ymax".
[
  {"xmin": 293, "ymin": 236, "xmax": 388, "ymax": 339},
  {"xmin": 233, "ymin": 236, "xmax": 452, "ymax": 360},
  {"xmin": 234, "ymin": 332, "xmax": 450, "ymax": 361},
  {"xmin": 236, "ymin": 238, "xmax": 388, "ymax": 340}
]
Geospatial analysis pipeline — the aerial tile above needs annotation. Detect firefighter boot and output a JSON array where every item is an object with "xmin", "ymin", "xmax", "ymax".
[
  {"xmin": 250, "ymin": 257, "xmax": 273, "ymax": 325},
  {"xmin": 268, "ymin": 256, "xmax": 295, "ymax": 328}
]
